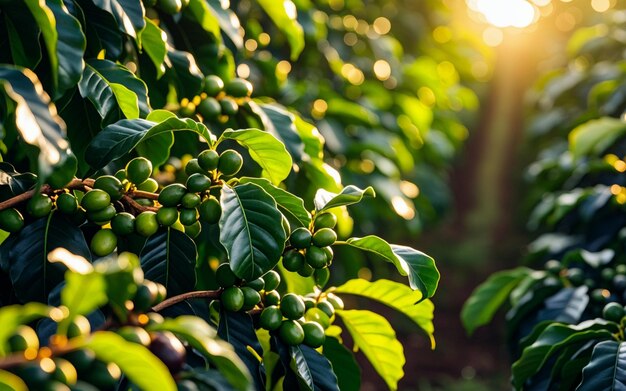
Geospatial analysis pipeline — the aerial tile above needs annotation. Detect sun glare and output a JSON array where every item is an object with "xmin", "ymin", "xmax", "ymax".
[{"xmin": 470, "ymin": 0, "xmax": 537, "ymax": 28}]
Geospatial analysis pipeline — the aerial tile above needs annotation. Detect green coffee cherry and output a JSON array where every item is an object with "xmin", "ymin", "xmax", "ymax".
[
  {"xmin": 312, "ymin": 228, "xmax": 337, "ymax": 247},
  {"xmin": 302, "ymin": 322, "xmax": 325, "ymax": 348},
  {"xmin": 246, "ymin": 277, "xmax": 265, "ymax": 291},
  {"xmin": 87, "ymin": 204, "xmax": 116, "ymax": 225},
  {"xmin": 186, "ymin": 173, "xmax": 211, "ymax": 193},
  {"xmin": 217, "ymin": 150, "xmax": 243, "ymax": 176},
  {"xmin": 280, "ymin": 293, "xmax": 305, "ymax": 320},
  {"xmin": 137, "ymin": 178, "xmax": 159, "ymax": 193},
  {"xmin": 156, "ymin": 207, "xmax": 179, "ymax": 226},
  {"xmin": 216, "ymin": 263, "xmax": 238, "ymax": 288},
  {"xmin": 219, "ymin": 97, "xmax": 239, "ymax": 116},
  {"xmin": 56, "ymin": 193, "xmax": 78, "ymax": 214},
  {"xmin": 298, "ymin": 262, "xmax": 314, "ymax": 277},
  {"xmin": 197, "ymin": 149, "xmax": 220, "ymax": 171},
  {"xmin": 125, "ymin": 157, "xmax": 153, "ymax": 185},
  {"xmin": 278, "ymin": 320, "xmax": 305, "ymax": 345},
  {"xmin": 241, "ymin": 286, "xmax": 261, "ymax": 311},
  {"xmin": 305, "ymin": 308, "xmax": 330, "ymax": 329},
  {"xmin": 111, "ymin": 212, "xmax": 135, "ymax": 235},
  {"xmin": 313, "ymin": 212, "xmax": 337, "ymax": 229},
  {"xmin": 225, "ymin": 78, "xmax": 253, "ymax": 98},
  {"xmin": 203, "ymin": 75, "xmax": 225, "ymax": 96},
  {"xmin": 316, "ymin": 301, "xmax": 335, "ymax": 318},
  {"xmin": 197, "ymin": 97, "xmax": 222, "ymax": 119},
  {"xmin": 305, "ymin": 246, "xmax": 328, "ymax": 269},
  {"xmin": 28, "ymin": 193, "xmax": 53, "ymax": 218},
  {"xmin": 290, "ymin": 227, "xmax": 312, "ymax": 249},
  {"xmin": 264, "ymin": 290, "xmax": 281, "ymax": 306},
  {"xmin": 181, "ymin": 193, "xmax": 201, "ymax": 208},
  {"xmin": 179, "ymin": 208, "xmax": 198, "ymax": 226},
  {"xmin": 282, "ymin": 250, "xmax": 305, "ymax": 272},
  {"xmin": 185, "ymin": 158, "xmax": 204, "ymax": 176},
  {"xmin": 221, "ymin": 286, "xmax": 245, "ymax": 312},
  {"xmin": 135, "ymin": 211, "xmax": 159, "ymax": 237},
  {"xmin": 199, "ymin": 196, "xmax": 221, "ymax": 224},
  {"xmin": 158, "ymin": 183, "xmax": 187, "ymax": 207},
  {"xmin": 67, "ymin": 315, "xmax": 91, "ymax": 338},
  {"xmin": 0, "ymin": 208, "xmax": 24, "ymax": 232},
  {"xmin": 263, "ymin": 270, "xmax": 281, "ymax": 291},
  {"xmin": 93, "ymin": 175, "xmax": 124, "ymax": 201},
  {"xmin": 260, "ymin": 306, "xmax": 283, "ymax": 331},
  {"xmin": 90, "ymin": 229, "xmax": 117, "ymax": 257},
  {"xmin": 81, "ymin": 189, "xmax": 111, "ymax": 212},
  {"xmin": 8, "ymin": 325, "xmax": 39, "ymax": 352}
]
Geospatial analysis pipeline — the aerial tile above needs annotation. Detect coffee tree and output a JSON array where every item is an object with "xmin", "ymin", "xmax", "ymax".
[
  {"xmin": 462, "ymin": 12, "xmax": 626, "ymax": 389},
  {"xmin": 0, "ymin": 0, "xmax": 441, "ymax": 390}
]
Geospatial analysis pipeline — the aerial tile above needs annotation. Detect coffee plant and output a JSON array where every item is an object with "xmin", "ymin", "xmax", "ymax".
[
  {"xmin": 0, "ymin": 0, "xmax": 446, "ymax": 390},
  {"xmin": 462, "ymin": 11, "xmax": 626, "ymax": 390}
]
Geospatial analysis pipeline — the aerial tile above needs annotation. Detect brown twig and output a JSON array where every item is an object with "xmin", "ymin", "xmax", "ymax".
[
  {"xmin": 122, "ymin": 195, "xmax": 159, "ymax": 213},
  {"xmin": 152, "ymin": 289, "xmax": 223, "ymax": 312},
  {"xmin": 129, "ymin": 189, "xmax": 160, "ymax": 200}
]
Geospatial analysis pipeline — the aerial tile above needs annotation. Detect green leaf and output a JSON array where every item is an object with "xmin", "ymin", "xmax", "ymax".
[
  {"xmin": 461, "ymin": 267, "xmax": 532, "ymax": 336},
  {"xmin": 147, "ymin": 316, "xmax": 253, "ymax": 391},
  {"xmin": 256, "ymin": 0, "xmax": 304, "ymax": 60},
  {"xmin": 220, "ymin": 128, "xmax": 293, "ymax": 185},
  {"xmin": 0, "ymin": 162, "xmax": 37, "ymax": 201},
  {"xmin": 24, "ymin": 0, "xmax": 86, "ymax": 98},
  {"xmin": 511, "ymin": 320, "xmax": 616, "ymax": 390},
  {"xmin": 140, "ymin": 228, "xmax": 197, "ymax": 296},
  {"xmin": 2, "ymin": 1, "xmax": 41, "ymax": 69},
  {"xmin": 8, "ymin": 214, "xmax": 90, "ymax": 303},
  {"xmin": 85, "ymin": 116, "xmax": 215, "ymax": 170},
  {"xmin": 0, "ymin": 66, "xmax": 69, "ymax": 183},
  {"xmin": 78, "ymin": 59, "xmax": 150, "ymax": 125},
  {"xmin": 338, "ymin": 236, "xmax": 439, "ymax": 299},
  {"xmin": 206, "ymin": 0, "xmax": 243, "ymax": 48},
  {"xmin": 60, "ymin": 272, "xmax": 106, "ymax": 319},
  {"xmin": 334, "ymin": 279, "xmax": 435, "ymax": 348},
  {"xmin": 289, "ymin": 344, "xmax": 340, "ymax": 391},
  {"xmin": 577, "ymin": 340, "xmax": 626, "ymax": 390},
  {"xmin": 0, "ymin": 369, "xmax": 27, "ymax": 391},
  {"xmin": 185, "ymin": 0, "xmax": 221, "ymax": 41},
  {"xmin": 569, "ymin": 117, "xmax": 626, "ymax": 159},
  {"xmin": 248, "ymin": 101, "xmax": 305, "ymax": 162},
  {"xmin": 0, "ymin": 303, "xmax": 51, "ymax": 357},
  {"xmin": 336, "ymin": 309, "xmax": 404, "ymax": 391},
  {"xmin": 314, "ymin": 185, "xmax": 375, "ymax": 212},
  {"xmin": 219, "ymin": 183, "xmax": 286, "ymax": 281},
  {"xmin": 138, "ymin": 17, "xmax": 167, "ymax": 78},
  {"xmin": 91, "ymin": 0, "xmax": 145, "ymax": 38},
  {"xmin": 322, "ymin": 337, "xmax": 361, "ymax": 391},
  {"xmin": 325, "ymin": 99, "xmax": 379, "ymax": 127},
  {"xmin": 217, "ymin": 310, "xmax": 264, "ymax": 388},
  {"xmin": 86, "ymin": 331, "xmax": 176, "ymax": 391},
  {"xmin": 239, "ymin": 177, "xmax": 311, "ymax": 228}
]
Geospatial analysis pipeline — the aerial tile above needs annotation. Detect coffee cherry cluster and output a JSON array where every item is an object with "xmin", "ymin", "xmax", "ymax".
[
  {"xmin": 0, "ymin": 147, "xmax": 247, "ymax": 258},
  {"xmin": 178, "ymin": 76, "xmax": 253, "ymax": 123},
  {"xmin": 216, "ymin": 264, "xmax": 277, "ymax": 313},
  {"xmin": 282, "ymin": 212, "xmax": 338, "ymax": 279}
]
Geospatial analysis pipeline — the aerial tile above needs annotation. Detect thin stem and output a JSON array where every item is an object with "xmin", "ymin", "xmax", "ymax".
[
  {"xmin": 128, "ymin": 189, "xmax": 159, "ymax": 200},
  {"xmin": 152, "ymin": 289, "xmax": 222, "ymax": 312}
]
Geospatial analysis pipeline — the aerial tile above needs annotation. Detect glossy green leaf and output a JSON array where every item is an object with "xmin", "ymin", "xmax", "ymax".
[
  {"xmin": 338, "ymin": 236, "xmax": 439, "ymax": 299},
  {"xmin": 0, "ymin": 303, "xmax": 51, "ymax": 357},
  {"xmin": 577, "ymin": 340, "xmax": 626, "ymax": 391},
  {"xmin": 148, "ymin": 316, "xmax": 252, "ymax": 391},
  {"xmin": 78, "ymin": 59, "xmax": 150, "ymax": 125},
  {"xmin": 239, "ymin": 177, "xmax": 311, "ymax": 228},
  {"xmin": 8, "ymin": 214, "xmax": 90, "ymax": 303},
  {"xmin": 219, "ymin": 183, "xmax": 286, "ymax": 280},
  {"xmin": 314, "ymin": 185, "xmax": 375, "ymax": 212},
  {"xmin": 325, "ymin": 99, "xmax": 379, "ymax": 127},
  {"xmin": 323, "ymin": 337, "xmax": 361, "ymax": 391},
  {"xmin": 0, "ymin": 369, "xmax": 27, "ymax": 391},
  {"xmin": 220, "ymin": 128, "xmax": 293, "ymax": 185},
  {"xmin": 0, "ymin": 66, "xmax": 69, "ymax": 182},
  {"xmin": 138, "ymin": 17, "xmax": 167, "ymax": 78},
  {"xmin": 569, "ymin": 117, "xmax": 626, "ymax": 159},
  {"xmin": 61, "ymin": 271, "xmax": 106, "ymax": 318},
  {"xmin": 0, "ymin": 162, "xmax": 37, "ymax": 201},
  {"xmin": 461, "ymin": 267, "xmax": 532, "ymax": 336},
  {"xmin": 248, "ymin": 101, "xmax": 305, "ymax": 162},
  {"xmin": 290, "ymin": 344, "xmax": 340, "ymax": 391},
  {"xmin": 336, "ymin": 309, "xmax": 404, "ymax": 391},
  {"xmin": 140, "ymin": 228, "xmax": 197, "ymax": 296},
  {"xmin": 24, "ymin": 0, "xmax": 85, "ymax": 98},
  {"xmin": 85, "ymin": 116, "xmax": 214, "ymax": 170},
  {"xmin": 205, "ymin": 0, "xmax": 243, "ymax": 48},
  {"xmin": 511, "ymin": 320, "xmax": 616, "ymax": 390},
  {"xmin": 2, "ymin": 1, "xmax": 41, "ymax": 69},
  {"xmin": 186, "ymin": 0, "xmax": 221, "ymax": 40},
  {"xmin": 86, "ymin": 331, "xmax": 176, "ymax": 391},
  {"xmin": 335, "ymin": 279, "xmax": 435, "ymax": 348},
  {"xmin": 217, "ymin": 309, "xmax": 264, "ymax": 388},
  {"xmin": 256, "ymin": 0, "xmax": 304, "ymax": 60},
  {"xmin": 91, "ymin": 0, "xmax": 145, "ymax": 38}
]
